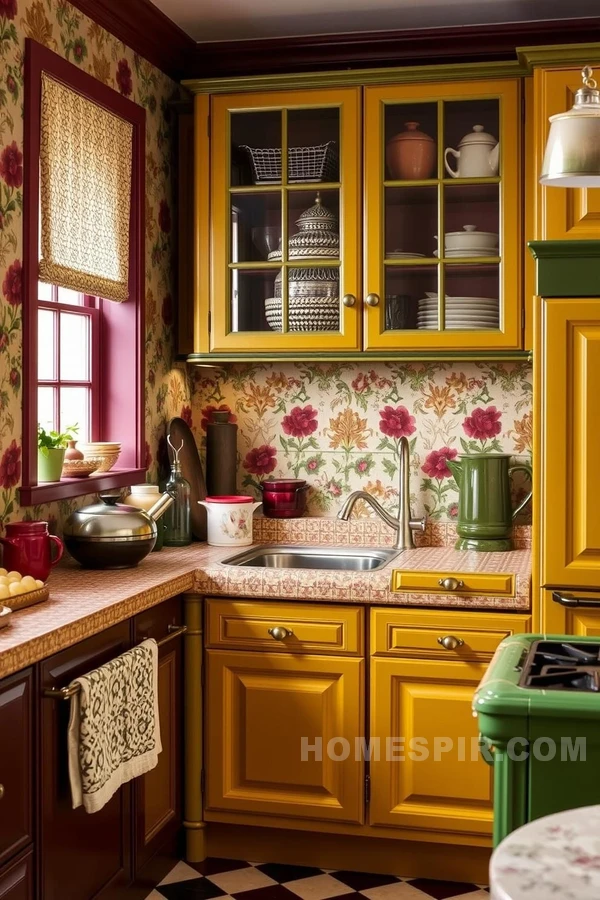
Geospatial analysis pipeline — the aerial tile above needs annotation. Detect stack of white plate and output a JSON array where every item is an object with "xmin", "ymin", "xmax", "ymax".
[
  {"xmin": 417, "ymin": 296, "xmax": 499, "ymax": 330},
  {"xmin": 434, "ymin": 248, "xmax": 497, "ymax": 258}
]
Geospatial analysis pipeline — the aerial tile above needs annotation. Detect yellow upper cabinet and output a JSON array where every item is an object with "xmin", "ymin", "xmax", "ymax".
[
  {"xmin": 194, "ymin": 75, "xmax": 523, "ymax": 356},
  {"xmin": 364, "ymin": 78, "xmax": 521, "ymax": 351},
  {"xmin": 534, "ymin": 67, "xmax": 600, "ymax": 242},
  {"xmin": 209, "ymin": 87, "xmax": 362, "ymax": 353}
]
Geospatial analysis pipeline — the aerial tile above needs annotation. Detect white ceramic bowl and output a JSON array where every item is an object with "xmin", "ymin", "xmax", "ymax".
[{"xmin": 442, "ymin": 225, "xmax": 499, "ymax": 251}]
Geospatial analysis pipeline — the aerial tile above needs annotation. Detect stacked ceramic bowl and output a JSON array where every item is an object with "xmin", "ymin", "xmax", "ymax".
[
  {"xmin": 418, "ymin": 295, "xmax": 499, "ymax": 330},
  {"xmin": 79, "ymin": 442, "xmax": 121, "ymax": 473},
  {"xmin": 435, "ymin": 224, "xmax": 499, "ymax": 258}
]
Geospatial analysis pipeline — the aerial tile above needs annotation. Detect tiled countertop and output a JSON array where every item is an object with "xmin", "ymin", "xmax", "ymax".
[{"xmin": 0, "ymin": 518, "xmax": 532, "ymax": 678}]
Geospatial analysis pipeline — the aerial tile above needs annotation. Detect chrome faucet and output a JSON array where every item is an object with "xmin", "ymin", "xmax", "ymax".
[{"xmin": 337, "ymin": 435, "xmax": 426, "ymax": 551}]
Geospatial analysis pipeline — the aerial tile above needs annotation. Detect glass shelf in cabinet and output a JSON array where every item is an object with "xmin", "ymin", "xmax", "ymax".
[
  {"xmin": 383, "ymin": 178, "xmax": 439, "ymax": 188},
  {"xmin": 229, "ymin": 261, "xmax": 282, "ymax": 270},
  {"xmin": 441, "ymin": 176, "xmax": 501, "ymax": 186},
  {"xmin": 269, "ymin": 259, "xmax": 342, "ymax": 268},
  {"xmin": 384, "ymin": 257, "xmax": 438, "ymax": 265}
]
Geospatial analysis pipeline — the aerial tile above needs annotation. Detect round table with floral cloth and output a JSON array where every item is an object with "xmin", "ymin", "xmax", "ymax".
[{"xmin": 490, "ymin": 804, "xmax": 600, "ymax": 899}]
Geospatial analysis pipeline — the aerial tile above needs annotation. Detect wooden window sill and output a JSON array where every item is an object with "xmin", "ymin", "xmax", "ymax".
[{"xmin": 19, "ymin": 468, "xmax": 146, "ymax": 506}]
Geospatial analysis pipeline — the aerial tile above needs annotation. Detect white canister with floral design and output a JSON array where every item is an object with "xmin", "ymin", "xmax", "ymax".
[{"xmin": 198, "ymin": 496, "xmax": 262, "ymax": 547}]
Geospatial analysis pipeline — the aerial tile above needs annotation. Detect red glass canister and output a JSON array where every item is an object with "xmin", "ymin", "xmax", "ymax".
[{"xmin": 260, "ymin": 479, "xmax": 308, "ymax": 518}]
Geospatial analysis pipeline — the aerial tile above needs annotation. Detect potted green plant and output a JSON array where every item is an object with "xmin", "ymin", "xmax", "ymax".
[{"xmin": 37, "ymin": 424, "xmax": 78, "ymax": 482}]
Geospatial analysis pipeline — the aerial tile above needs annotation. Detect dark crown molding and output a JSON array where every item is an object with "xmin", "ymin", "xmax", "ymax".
[
  {"xmin": 68, "ymin": 0, "xmax": 195, "ymax": 80},
  {"xmin": 190, "ymin": 17, "xmax": 600, "ymax": 78},
  {"xmin": 66, "ymin": 3, "xmax": 600, "ymax": 82}
]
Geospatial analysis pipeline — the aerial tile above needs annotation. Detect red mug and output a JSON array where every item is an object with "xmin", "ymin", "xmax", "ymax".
[{"xmin": 0, "ymin": 521, "xmax": 64, "ymax": 582}]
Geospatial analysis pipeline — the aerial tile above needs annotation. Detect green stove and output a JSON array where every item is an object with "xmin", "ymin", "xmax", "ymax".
[{"xmin": 473, "ymin": 633, "xmax": 600, "ymax": 846}]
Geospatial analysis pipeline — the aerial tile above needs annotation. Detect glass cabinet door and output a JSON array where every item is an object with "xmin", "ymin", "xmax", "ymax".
[
  {"xmin": 210, "ymin": 88, "xmax": 361, "ymax": 352},
  {"xmin": 363, "ymin": 79, "xmax": 521, "ymax": 350}
]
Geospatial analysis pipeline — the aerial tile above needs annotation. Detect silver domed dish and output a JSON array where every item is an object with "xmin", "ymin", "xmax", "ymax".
[{"xmin": 268, "ymin": 193, "xmax": 339, "ymax": 261}]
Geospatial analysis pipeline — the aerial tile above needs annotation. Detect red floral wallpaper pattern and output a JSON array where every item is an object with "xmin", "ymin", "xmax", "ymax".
[
  {"xmin": 0, "ymin": 0, "xmax": 193, "ymax": 530},
  {"xmin": 192, "ymin": 361, "xmax": 533, "ymax": 522}
]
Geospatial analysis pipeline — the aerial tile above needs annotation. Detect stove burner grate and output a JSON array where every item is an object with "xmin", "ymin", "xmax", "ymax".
[{"xmin": 520, "ymin": 641, "xmax": 600, "ymax": 691}]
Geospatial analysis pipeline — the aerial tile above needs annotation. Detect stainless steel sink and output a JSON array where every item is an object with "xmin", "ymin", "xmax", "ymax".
[{"xmin": 221, "ymin": 545, "xmax": 398, "ymax": 571}]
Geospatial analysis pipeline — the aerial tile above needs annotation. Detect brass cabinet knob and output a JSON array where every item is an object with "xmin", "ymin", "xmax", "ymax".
[
  {"xmin": 342, "ymin": 294, "xmax": 357, "ymax": 307},
  {"xmin": 0, "ymin": 784, "xmax": 4, "ymax": 800},
  {"xmin": 438, "ymin": 577, "xmax": 464, "ymax": 591},
  {"xmin": 268, "ymin": 626, "xmax": 293, "ymax": 641},
  {"xmin": 365, "ymin": 293, "xmax": 380, "ymax": 307},
  {"xmin": 437, "ymin": 635, "xmax": 464, "ymax": 651}
]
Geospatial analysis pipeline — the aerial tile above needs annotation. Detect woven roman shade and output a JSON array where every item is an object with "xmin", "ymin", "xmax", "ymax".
[{"xmin": 39, "ymin": 73, "xmax": 133, "ymax": 302}]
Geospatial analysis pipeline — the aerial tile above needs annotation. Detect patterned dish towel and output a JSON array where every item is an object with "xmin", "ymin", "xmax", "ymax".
[{"xmin": 68, "ymin": 638, "xmax": 162, "ymax": 814}]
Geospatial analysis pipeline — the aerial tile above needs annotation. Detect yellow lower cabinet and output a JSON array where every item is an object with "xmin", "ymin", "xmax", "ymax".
[
  {"xmin": 369, "ymin": 656, "xmax": 493, "ymax": 838},
  {"xmin": 205, "ymin": 649, "xmax": 364, "ymax": 824}
]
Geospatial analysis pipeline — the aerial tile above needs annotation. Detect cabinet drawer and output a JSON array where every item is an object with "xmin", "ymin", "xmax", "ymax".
[
  {"xmin": 206, "ymin": 598, "xmax": 363, "ymax": 655},
  {"xmin": 0, "ymin": 669, "xmax": 32, "ymax": 868},
  {"xmin": 371, "ymin": 608, "xmax": 531, "ymax": 660},
  {"xmin": 390, "ymin": 569, "xmax": 515, "ymax": 597}
]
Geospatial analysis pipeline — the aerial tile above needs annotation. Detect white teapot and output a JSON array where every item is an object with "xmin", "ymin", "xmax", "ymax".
[{"xmin": 444, "ymin": 125, "xmax": 499, "ymax": 178}]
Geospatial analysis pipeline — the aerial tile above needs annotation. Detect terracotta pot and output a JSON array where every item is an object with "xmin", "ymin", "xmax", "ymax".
[
  {"xmin": 386, "ymin": 122, "xmax": 436, "ymax": 180},
  {"xmin": 64, "ymin": 439, "xmax": 84, "ymax": 461}
]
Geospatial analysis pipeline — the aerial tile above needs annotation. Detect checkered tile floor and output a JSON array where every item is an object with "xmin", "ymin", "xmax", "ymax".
[{"xmin": 145, "ymin": 858, "xmax": 489, "ymax": 900}]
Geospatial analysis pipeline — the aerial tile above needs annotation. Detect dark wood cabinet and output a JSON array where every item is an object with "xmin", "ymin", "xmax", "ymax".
[
  {"xmin": 0, "ymin": 594, "xmax": 186, "ymax": 900},
  {"xmin": 133, "ymin": 596, "xmax": 184, "ymax": 874},
  {"xmin": 0, "ymin": 849, "xmax": 34, "ymax": 900},
  {"xmin": 39, "ymin": 622, "xmax": 132, "ymax": 900},
  {"xmin": 0, "ymin": 669, "xmax": 33, "ymax": 869}
]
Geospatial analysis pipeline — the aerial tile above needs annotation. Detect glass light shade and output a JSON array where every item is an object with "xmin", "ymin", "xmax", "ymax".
[{"xmin": 540, "ymin": 67, "xmax": 600, "ymax": 187}]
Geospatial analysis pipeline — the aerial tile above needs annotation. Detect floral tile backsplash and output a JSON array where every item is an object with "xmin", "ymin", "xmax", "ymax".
[
  {"xmin": 0, "ymin": 0, "xmax": 192, "ymax": 531},
  {"xmin": 192, "ymin": 361, "xmax": 533, "ymax": 523}
]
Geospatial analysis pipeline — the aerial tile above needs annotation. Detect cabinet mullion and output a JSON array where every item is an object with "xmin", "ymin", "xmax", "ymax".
[
  {"xmin": 437, "ymin": 100, "xmax": 445, "ymax": 332},
  {"xmin": 281, "ymin": 109, "xmax": 289, "ymax": 334}
]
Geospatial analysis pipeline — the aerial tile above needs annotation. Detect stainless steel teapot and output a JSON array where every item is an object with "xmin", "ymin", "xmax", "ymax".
[{"xmin": 63, "ymin": 492, "xmax": 174, "ymax": 568}]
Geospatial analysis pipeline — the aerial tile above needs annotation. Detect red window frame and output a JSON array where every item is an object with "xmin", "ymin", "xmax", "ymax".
[
  {"xmin": 37, "ymin": 286, "xmax": 100, "ymax": 443},
  {"xmin": 21, "ymin": 39, "xmax": 146, "ymax": 505}
]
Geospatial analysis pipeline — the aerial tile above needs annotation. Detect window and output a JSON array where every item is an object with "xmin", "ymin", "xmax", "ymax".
[
  {"xmin": 36, "ymin": 283, "xmax": 99, "ymax": 444},
  {"xmin": 21, "ymin": 39, "xmax": 146, "ymax": 504}
]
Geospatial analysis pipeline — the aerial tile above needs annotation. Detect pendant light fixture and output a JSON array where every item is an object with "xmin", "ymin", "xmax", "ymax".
[{"xmin": 540, "ymin": 66, "xmax": 600, "ymax": 187}]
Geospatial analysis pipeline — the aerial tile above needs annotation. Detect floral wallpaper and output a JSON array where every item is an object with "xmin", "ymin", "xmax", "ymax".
[
  {"xmin": 0, "ymin": 0, "xmax": 192, "ymax": 530},
  {"xmin": 192, "ymin": 361, "xmax": 533, "ymax": 522}
]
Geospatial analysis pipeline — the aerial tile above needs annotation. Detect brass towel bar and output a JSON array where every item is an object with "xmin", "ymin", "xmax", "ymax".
[{"xmin": 42, "ymin": 624, "xmax": 187, "ymax": 700}]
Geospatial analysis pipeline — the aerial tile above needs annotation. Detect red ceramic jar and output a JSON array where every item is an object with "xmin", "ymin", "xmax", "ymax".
[
  {"xmin": 0, "ymin": 521, "xmax": 64, "ymax": 581},
  {"xmin": 260, "ymin": 479, "xmax": 308, "ymax": 518}
]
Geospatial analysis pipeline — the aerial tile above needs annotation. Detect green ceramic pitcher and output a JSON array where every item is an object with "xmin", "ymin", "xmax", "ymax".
[{"xmin": 446, "ymin": 453, "xmax": 532, "ymax": 551}]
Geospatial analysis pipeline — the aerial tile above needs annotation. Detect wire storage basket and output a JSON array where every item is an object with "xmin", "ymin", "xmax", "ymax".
[{"xmin": 240, "ymin": 142, "xmax": 338, "ymax": 184}]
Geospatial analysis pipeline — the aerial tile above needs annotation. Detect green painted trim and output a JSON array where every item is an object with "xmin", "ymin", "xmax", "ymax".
[
  {"xmin": 518, "ymin": 43, "xmax": 600, "ymax": 71},
  {"xmin": 528, "ymin": 240, "xmax": 600, "ymax": 259},
  {"xmin": 182, "ymin": 60, "xmax": 525, "ymax": 94},
  {"xmin": 528, "ymin": 241, "xmax": 600, "ymax": 297},
  {"xmin": 182, "ymin": 350, "xmax": 531, "ymax": 364}
]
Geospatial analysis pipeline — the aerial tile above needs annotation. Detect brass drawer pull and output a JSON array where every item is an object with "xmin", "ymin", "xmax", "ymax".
[
  {"xmin": 365, "ymin": 292, "xmax": 380, "ymax": 307},
  {"xmin": 342, "ymin": 294, "xmax": 356, "ymax": 307},
  {"xmin": 0, "ymin": 784, "xmax": 4, "ymax": 800},
  {"xmin": 268, "ymin": 626, "xmax": 293, "ymax": 641},
  {"xmin": 437, "ymin": 635, "xmax": 465, "ymax": 651},
  {"xmin": 438, "ymin": 577, "xmax": 464, "ymax": 591}
]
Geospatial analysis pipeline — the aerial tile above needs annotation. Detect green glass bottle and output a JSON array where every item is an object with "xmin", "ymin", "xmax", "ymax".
[{"xmin": 163, "ymin": 436, "xmax": 192, "ymax": 547}]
